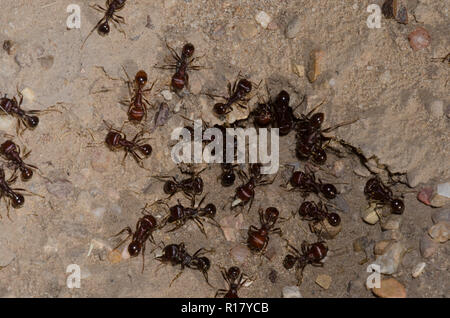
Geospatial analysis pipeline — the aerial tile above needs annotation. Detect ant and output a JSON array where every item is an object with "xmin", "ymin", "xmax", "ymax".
[
  {"xmin": 0, "ymin": 167, "xmax": 28, "ymax": 219},
  {"xmin": 113, "ymin": 203, "xmax": 158, "ymax": 272},
  {"xmin": 0, "ymin": 140, "xmax": 37, "ymax": 181},
  {"xmin": 247, "ymin": 207, "xmax": 282, "ymax": 254},
  {"xmin": 160, "ymin": 195, "xmax": 218, "ymax": 237},
  {"xmin": 283, "ymin": 240, "xmax": 328, "ymax": 286},
  {"xmin": 364, "ymin": 177, "xmax": 404, "ymax": 214},
  {"xmin": 289, "ymin": 167, "xmax": 338, "ymax": 200},
  {"xmin": 232, "ymin": 163, "xmax": 276, "ymax": 213},
  {"xmin": 82, "ymin": 0, "xmax": 127, "ymax": 48},
  {"xmin": 153, "ymin": 167, "xmax": 205, "ymax": 204},
  {"xmin": 156, "ymin": 242, "xmax": 212, "ymax": 287},
  {"xmin": 298, "ymin": 200, "xmax": 341, "ymax": 227},
  {"xmin": 220, "ymin": 163, "xmax": 239, "ymax": 187},
  {"xmin": 104, "ymin": 122, "xmax": 152, "ymax": 168},
  {"xmin": 155, "ymin": 42, "xmax": 204, "ymax": 91},
  {"xmin": 121, "ymin": 68, "xmax": 156, "ymax": 122},
  {"xmin": 215, "ymin": 266, "xmax": 248, "ymax": 298}
]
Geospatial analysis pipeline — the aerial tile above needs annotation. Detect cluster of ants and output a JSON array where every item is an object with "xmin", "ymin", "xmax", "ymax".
[{"xmin": 80, "ymin": 0, "xmax": 408, "ymax": 297}]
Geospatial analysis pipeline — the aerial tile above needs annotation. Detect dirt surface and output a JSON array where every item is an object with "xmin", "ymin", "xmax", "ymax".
[{"xmin": 0, "ymin": 0, "xmax": 448, "ymax": 298}]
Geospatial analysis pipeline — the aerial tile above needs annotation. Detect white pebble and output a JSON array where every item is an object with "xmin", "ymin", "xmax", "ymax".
[
  {"xmin": 282, "ymin": 286, "xmax": 302, "ymax": 298},
  {"xmin": 412, "ymin": 262, "xmax": 426, "ymax": 278},
  {"xmin": 437, "ymin": 182, "xmax": 450, "ymax": 198},
  {"xmin": 161, "ymin": 90, "xmax": 172, "ymax": 101},
  {"xmin": 255, "ymin": 11, "xmax": 272, "ymax": 29},
  {"xmin": 21, "ymin": 87, "xmax": 35, "ymax": 103}
]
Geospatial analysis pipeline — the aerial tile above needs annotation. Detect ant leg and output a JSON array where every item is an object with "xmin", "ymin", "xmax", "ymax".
[
  {"xmin": 90, "ymin": 4, "xmax": 106, "ymax": 13},
  {"xmin": 215, "ymin": 289, "xmax": 227, "ymax": 298},
  {"xmin": 12, "ymin": 188, "xmax": 44, "ymax": 198},
  {"xmin": 305, "ymin": 98, "xmax": 328, "ymax": 118},
  {"xmin": 194, "ymin": 217, "xmax": 207, "ymax": 238},
  {"xmin": 321, "ymin": 118, "xmax": 358, "ymax": 133},
  {"xmin": 140, "ymin": 243, "xmax": 146, "ymax": 273},
  {"xmin": 169, "ymin": 271, "xmax": 183, "ymax": 288},
  {"xmin": 165, "ymin": 41, "xmax": 182, "ymax": 62},
  {"xmin": 112, "ymin": 227, "xmax": 133, "ymax": 250},
  {"xmin": 81, "ymin": 17, "xmax": 107, "ymax": 49}
]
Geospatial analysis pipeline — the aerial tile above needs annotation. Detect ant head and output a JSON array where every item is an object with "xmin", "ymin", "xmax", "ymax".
[
  {"xmin": 11, "ymin": 192, "xmax": 25, "ymax": 208},
  {"xmin": 192, "ymin": 177, "xmax": 204, "ymax": 193},
  {"xmin": 221, "ymin": 170, "xmax": 236, "ymax": 187},
  {"xmin": 283, "ymin": 254, "xmax": 297, "ymax": 269},
  {"xmin": 312, "ymin": 148, "xmax": 327, "ymax": 165},
  {"xmin": 204, "ymin": 203, "xmax": 216, "ymax": 218},
  {"xmin": 227, "ymin": 266, "xmax": 241, "ymax": 280},
  {"xmin": 98, "ymin": 21, "xmax": 110, "ymax": 35},
  {"xmin": 164, "ymin": 180, "xmax": 178, "ymax": 195},
  {"xmin": 135, "ymin": 70, "xmax": 148, "ymax": 87},
  {"xmin": 105, "ymin": 131, "xmax": 121, "ymax": 147},
  {"xmin": 182, "ymin": 43, "xmax": 195, "ymax": 58},
  {"xmin": 321, "ymin": 183, "xmax": 337, "ymax": 200},
  {"xmin": 128, "ymin": 241, "xmax": 141, "ymax": 257},
  {"xmin": 276, "ymin": 90, "xmax": 290, "ymax": 106},
  {"xmin": 26, "ymin": 115, "xmax": 39, "ymax": 128},
  {"xmin": 213, "ymin": 103, "xmax": 227, "ymax": 115},
  {"xmin": 139, "ymin": 144, "xmax": 153, "ymax": 156},
  {"xmin": 390, "ymin": 199, "xmax": 404, "ymax": 214},
  {"xmin": 310, "ymin": 112, "xmax": 324, "ymax": 128},
  {"xmin": 327, "ymin": 212, "xmax": 341, "ymax": 226},
  {"xmin": 21, "ymin": 167, "xmax": 34, "ymax": 181},
  {"xmin": 237, "ymin": 79, "xmax": 252, "ymax": 94}
]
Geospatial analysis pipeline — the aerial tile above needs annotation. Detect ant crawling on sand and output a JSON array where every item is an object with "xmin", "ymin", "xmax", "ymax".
[
  {"xmin": 113, "ymin": 203, "xmax": 158, "ymax": 272},
  {"xmin": 155, "ymin": 42, "xmax": 205, "ymax": 91},
  {"xmin": 298, "ymin": 200, "xmax": 341, "ymax": 228},
  {"xmin": 156, "ymin": 242, "xmax": 213, "ymax": 287},
  {"xmin": 364, "ymin": 176, "xmax": 405, "ymax": 214},
  {"xmin": 289, "ymin": 166, "xmax": 338, "ymax": 200},
  {"xmin": 215, "ymin": 266, "xmax": 248, "ymax": 298},
  {"xmin": 0, "ymin": 140, "xmax": 37, "ymax": 181},
  {"xmin": 82, "ymin": 0, "xmax": 127, "ymax": 48},
  {"xmin": 247, "ymin": 207, "xmax": 282, "ymax": 254},
  {"xmin": 283, "ymin": 240, "xmax": 328, "ymax": 286}
]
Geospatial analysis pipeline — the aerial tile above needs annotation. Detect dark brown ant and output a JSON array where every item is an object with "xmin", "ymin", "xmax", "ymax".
[
  {"xmin": 220, "ymin": 163, "xmax": 238, "ymax": 187},
  {"xmin": 160, "ymin": 195, "xmax": 218, "ymax": 237},
  {"xmin": 0, "ymin": 167, "xmax": 27, "ymax": 219},
  {"xmin": 283, "ymin": 240, "xmax": 328, "ymax": 286},
  {"xmin": 289, "ymin": 168, "xmax": 338, "ymax": 200},
  {"xmin": 155, "ymin": 42, "xmax": 204, "ymax": 91},
  {"xmin": 364, "ymin": 177, "xmax": 404, "ymax": 214},
  {"xmin": 121, "ymin": 68, "xmax": 156, "ymax": 122},
  {"xmin": 0, "ymin": 140, "xmax": 37, "ymax": 181},
  {"xmin": 156, "ymin": 242, "xmax": 212, "ymax": 287},
  {"xmin": 215, "ymin": 266, "xmax": 248, "ymax": 298},
  {"xmin": 298, "ymin": 201, "xmax": 341, "ymax": 227},
  {"xmin": 82, "ymin": 0, "xmax": 127, "ymax": 48},
  {"xmin": 247, "ymin": 207, "xmax": 282, "ymax": 253},
  {"xmin": 104, "ymin": 122, "xmax": 152, "ymax": 168},
  {"xmin": 113, "ymin": 203, "xmax": 158, "ymax": 272}
]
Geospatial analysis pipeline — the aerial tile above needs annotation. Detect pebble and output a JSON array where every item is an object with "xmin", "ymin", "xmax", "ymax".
[
  {"xmin": 431, "ymin": 209, "xmax": 450, "ymax": 224},
  {"xmin": 374, "ymin": 240, "xmax": 394, "ymax": 255},
  {"xmin": 21, "ymin": 87, "xmax": 35, "ymax": 103},
  {"xmin": 373, "ymin": 241, "xmax": 405, "ymax": 274},
  {"xmin": 332, "ymin": 160, "xmax": 345, "ymax": 177},
  {"xmin": 412, "ymin": 262, "xmax": 426, "ymax": 278},
  {"xmin": 381, "ymin": 214, "xmax": 402, "ymax": 231},
  {"xmin": 152, "ymin": 102, "xmax": 170, "ymax": 131},
  {"xmin": 161, "ymin": 90, "xmax": 172, "ymax": 101},
  {"xmin": 428, "ymin": 222, "xmax": 449, "ymax": 243},
  {"xmin": 408, "ymin": 27, "xmax": 431, "ymax": 51},
  {"xmin": 311, "ymin": 218, "xmax": 341, "ymax": 239},
  {"xmin": 315, "ymin": 274, "xmax": 332, "ymax": 290},
  {"xmin": 430, "ymin": 193, "xmax": 450, "ymax": 208},
  {"xmin": 420, "ymin": 234, "xmax": 439, "ymax": 258},
  {"xmin": 437, "ymin": 182, "xmax": 450, "ymax": 198},
  {"xmin": 417, "ymin": 187, "xmax": 433, "ymax": 206},
  {"xmin": 293, "ymin": 64, "xmax": 305, "ymax": 78},
  {"xmin": 372, "ymin": 278, "xmax": 406, "ymax": 298},
  {"xmin": 255, "ymin": 11, "xmax": 272, "ymax": 29},
  {"xmin": 361, "ymin": 204, "xmax": 380, "ymax": 225},
  {"xmin": 230, "ymin": 245, "xmax": 250, "ymax": 264},
  {"xmin": 15, "ymin": 51, "xmax": 33, "ymax": 67},
  {"xmin": 38, "ymin": 55, "xmax": 54, "ymax": 70},
  {"xmin": 307, "ymin": 49, "xmax": 325, "ymax": 83},
  {"xmin": 219, "ymin": 214, "xmax": 245, "ymax": 242},
  {"xmin": 353, "ymin": 236, "xmax": 370, "ymax": 252},
  {"xmin": 3, "ymin": 40, "xmax": 16, "ymax": 55},
  {"xmin": 238, "ymin": 23, "xmax": 258, "ymax": 40},
  {"xmin": 285, "ymin": 16, "xmax": 301, "ymax": 39},
  {"xmin": 108, "ymin": 249, "xmax": 122, "ymax": 264},
  {"xmin": 353, "ymin": 166, "xmax": 371, "ymax": 177},
  {"xmin": 429, "ymin": 100, "xmax": 444, "ymax": 118},
  {"xmin": 282, "ymin": 286, "xmax": 302, "ymax": 298}
]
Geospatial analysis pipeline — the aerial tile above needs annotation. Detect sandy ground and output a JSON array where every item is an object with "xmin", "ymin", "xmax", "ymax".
[{"xmin": 0, "ymin": 0, "xmax": 448, "ymax": 298}]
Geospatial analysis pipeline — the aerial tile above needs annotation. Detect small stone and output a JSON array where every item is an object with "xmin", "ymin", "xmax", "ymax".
[
  {"xmin": 285, "ymin": 16, "xmax": 301, "ymax": 39},
  {"xmin": 293, "ymin": 64, "xmax": 305, "ymax": 78},
  {"xmin": 3, "ymin": 40, "xmax": 16, "ymax": 55},
  {"xmin": 307, "ymin": 49, "xmax": 325, "ymax": 83},
  {"xmin": 353, "ymin": 166, "xmax": 371, "ymax": 177},
  {"xmin": 430, "ymin": 193, "xmax": 450, "ymax": 208},
  {"xmin": 374, "ymin": 240, "xmax": 394, "ymax": 255},
  {"xmin": 353, "ymin": 236, "xmax": 369, "ymax": 252},
  {"xmin": 282, "ymin": 286, "xmax": 302, "ymax": 298},
  {"xmin": 428, "ymin": 222, "xmax": 449, "ymax": 243},
  {"xmin": 37, "ymin": 55, "xmax": 54, "ymax": 70},
  {"xmin": 395, "ymin": 4, "xmax": 408, "ymax": 24},
  {"xmin": 381, "ymin": 214, "xmax": 402, "ymax": 231},
  {"xmin": 311, "ymin": 218, "xmax": 341, "ymax": 239},
  {"xmin": 373, "ymin": 241, "xmax": 405, "ymax": 274},
  {"xmin": 420, "ymin": 234, "xmax": 438, "ymax": 258},
  {"xmin": 219, "ymin": 214, "xmax": 245, "ymax": 242},
  {"xmin": 108, "ymin": 250, "xmax": 122, "ymax": 264},
  {"xmin": 412, "ymin": 262, "xmax": 426, "ymax": 278},
  {"xmin": 431, "ymin": 209, "xmax": 450, "ymax": 224},
  {"xmin": 121, "ymin": 245, "xmax": 130, "ymax": 260},
  {"xmin": 21, "ymin": 87, "xmax": 35, "ymax": 103},
  {"xmin": 15, "ymin": 51, "xmax": 33, "ymax": 67},
  {"xmin": 437, "ymin": 182, "xmax": 450, "ymax": 198},
  {"xmin": 417, "ymin": 187, "xmax": 433, "ymax": 205},
  {"xmin": 152, "ymin": 102, "xmax": 170, "ymax": 131},
  {"xmin": 238, "ymin": 23, "xmax": 258, "ymax": 40},
  {"xmin": 230, "ymin": 245, "xmax": 250, "ymax": 264},
  {"xmin": 372, "ymin": 278, "xmax": 406, "ymax": 298},
  {"xmin": 315, "ymin": 274, "xmax": 332, "ymax": 290},
  {"xmin": 408, "ymin": 27, "xmax": 431, "ymax": 51},
  {"xmin": 255, "ymin": 11, "xmax": 272, "ymax": 29},
  {"xmin": 429, "ymin": 100, "xmax": 444, "ymax": 118},
  {"xmin": 161, "ymin": 90, "xmax": 172, "ymax": 101},
  {"xmin": 361, "ymin": 204, "xmax": 381, "ymax": 225}
]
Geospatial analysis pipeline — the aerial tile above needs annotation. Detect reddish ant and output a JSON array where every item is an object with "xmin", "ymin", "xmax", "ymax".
[
  {"xmin": 0, "ymin": 140, "xmax": 37, "ymax": 181},
  {"xmin": 298, "ymin": 200, "xmax": 341, "ymax": 228},
  {"xmin": 113, "ymin": 203, "xmax": 158, "ymax": 272},
  {"xmin": 82, "ymin": 0, "xmax": 127, "ymax": 48},
  {"xmin": 155, "ymin": 42, "xmax": 205, "ymax": 91},
  {"xmin": 103, "ymin": 121, "xmax": 152, "ymax": 168},
  {"xmin": 283, "ymin": 240, "xmax": 328, "ymax": 286},
  {"xmin": 156, "ymin": 242, "xmax": 212, "ymax": 287},
  {"xmin": 289, "ymin": 167, "xmax": 338, "ymax": 200},
  {"xmin": 364, "ymin": 177, "xmax": 404, "ymax": 214},
  {"xmin": 121, "ymin": 68, "xmax": 156, "ymax": 122},
  {"xmin": 215, "ymin": 266, "xmax": 248, "ymax": 298},
  {"xmin": 247, "ymin": 207, "xmax": 282, "ymax": 254}
]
